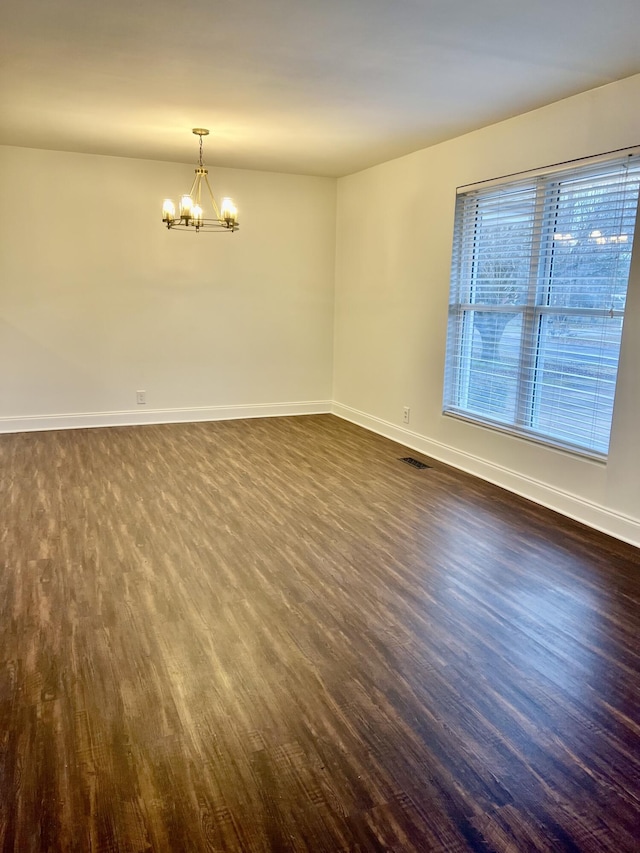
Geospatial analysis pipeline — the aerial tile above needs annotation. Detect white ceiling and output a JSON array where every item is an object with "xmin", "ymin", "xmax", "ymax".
[{"xmin": 1, "ymin": 0, "xmax": 639, "ymax": 177}]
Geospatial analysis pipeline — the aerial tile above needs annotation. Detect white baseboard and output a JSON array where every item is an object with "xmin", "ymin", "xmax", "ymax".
[
  {"xmin": 332, "ymin": 402, "xmax": 640, "ymax": 549},
  {"xmin": 3, "ymin": 399, "xmax": 637, "ymax": 547},
  {"xmin": 0, "ymin": 400, "xmax": 331, "ymax": 435}
]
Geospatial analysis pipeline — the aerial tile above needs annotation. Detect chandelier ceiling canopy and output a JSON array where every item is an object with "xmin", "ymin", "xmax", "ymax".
[{"xmin": 162, "ymin": 129, "xmax": 239, "ymax": 233}]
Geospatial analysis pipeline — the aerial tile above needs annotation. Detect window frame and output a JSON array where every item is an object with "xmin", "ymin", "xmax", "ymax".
[{"xmin": 443, "ymin": 151, "xmax": 640, "ymax": 459}]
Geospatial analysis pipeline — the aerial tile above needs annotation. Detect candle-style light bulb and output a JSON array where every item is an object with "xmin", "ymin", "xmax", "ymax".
[
  {"xmin": 220, "ymin": 197, "xmax": 238, "ymax": 225},
  {"xmin": 162, "ymin": 199, "xmax": 176, "ymax": 223},
  {"xmin": 192, "ymin": 204, "xmax": 204, "ymax": 227},
  {"xmin": 180, "ymin": 194, "xmax": 193, "ymax": 220}
]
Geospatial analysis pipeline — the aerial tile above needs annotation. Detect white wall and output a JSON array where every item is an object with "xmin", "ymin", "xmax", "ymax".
[
  {"xmin": 333, "ymin": 73, "xmax": 640, "ymax": 546},
  {"xmin": 0, "ymin": 146, "xmax": 336, "ymax": 429}
]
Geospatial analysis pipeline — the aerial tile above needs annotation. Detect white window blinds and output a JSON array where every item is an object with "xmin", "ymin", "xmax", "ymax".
[{"xmin": 443, "ymin": 153, "xmax": 640, "ymax": 457}]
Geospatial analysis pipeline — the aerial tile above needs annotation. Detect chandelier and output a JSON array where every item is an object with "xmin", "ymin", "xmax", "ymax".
[{"xmin": 162, "ymin": 129, "xmax": 239, "ymax": 233}]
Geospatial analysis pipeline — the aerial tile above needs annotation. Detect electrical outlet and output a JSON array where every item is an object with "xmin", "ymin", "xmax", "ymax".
[
  {"xmin": 136, "ymin": 390, "xmax": 146, "ymax": 405},
  {"xmin": 403, "ymin": 406, "xmax": 410, "ymax": 424}
]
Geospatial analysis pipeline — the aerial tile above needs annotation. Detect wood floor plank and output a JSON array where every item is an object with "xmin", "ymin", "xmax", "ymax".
[{"xmin": 1, "ymin": 414, "xmax": 639, "ymax": 851}]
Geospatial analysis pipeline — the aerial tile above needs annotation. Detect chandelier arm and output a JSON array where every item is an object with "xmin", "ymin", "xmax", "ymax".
[
  {"xmin": 204, "ymin": 174, "xmax": 222, "ymax": 219},
  {"xmin": 189, "ymin": 173, "xmax": 199, "ymax": 196}
]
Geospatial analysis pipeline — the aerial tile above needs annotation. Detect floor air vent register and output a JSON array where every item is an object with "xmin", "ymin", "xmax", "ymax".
[{"xmin": 399, "ymin": 457, "xmax": 431, "ymax": 470}]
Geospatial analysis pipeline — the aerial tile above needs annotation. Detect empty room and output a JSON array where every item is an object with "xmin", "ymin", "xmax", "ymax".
[{"xmin": 1, "ymin": 1, "xmax": 640, "ymax": 850}]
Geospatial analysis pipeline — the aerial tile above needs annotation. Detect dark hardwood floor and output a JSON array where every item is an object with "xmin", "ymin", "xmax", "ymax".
[{"xmin": 1, "ymin": 414, "xmax": 639, "ymax": 852}]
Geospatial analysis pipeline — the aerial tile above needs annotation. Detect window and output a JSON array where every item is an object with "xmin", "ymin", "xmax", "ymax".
[{"xmin": 443, "ymin": 153, "xmax": 640, "ymax": 457}]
